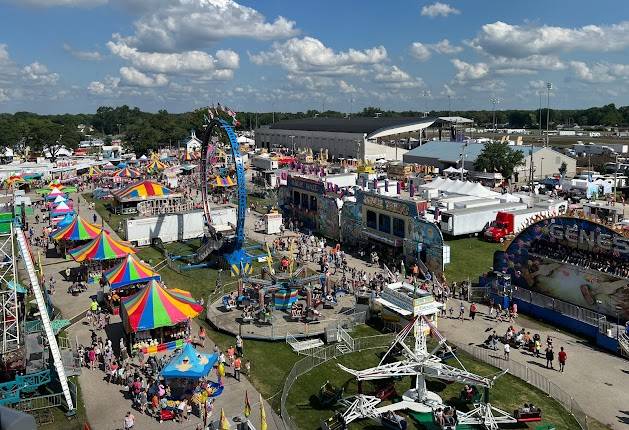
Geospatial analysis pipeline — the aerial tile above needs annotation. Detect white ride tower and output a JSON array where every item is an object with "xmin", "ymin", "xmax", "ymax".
[{"xmin": 338, "ymin": 315, "xmax": 516, "ymax": 430}]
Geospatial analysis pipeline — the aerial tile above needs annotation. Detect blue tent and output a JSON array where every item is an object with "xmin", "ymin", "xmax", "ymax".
[
  {"xmin": 56, "ymin": 213, "xmax": 76, "ymax": 229},
  {"xmin": 160, "ymin": 343, "xmax": 218, "ymax": 379},
  {"xmin": 7, "ymin": 281, "xmax": 27, "ymax": 294}
]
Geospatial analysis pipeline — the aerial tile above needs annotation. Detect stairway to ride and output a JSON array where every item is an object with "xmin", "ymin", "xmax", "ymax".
[
  {"xmin": 193, "ymin": 236, "xmax": 223, "ymax": 263},
  {"xmin": 15, "ymin": 229, "xmax": 75, "ymax": 413}
]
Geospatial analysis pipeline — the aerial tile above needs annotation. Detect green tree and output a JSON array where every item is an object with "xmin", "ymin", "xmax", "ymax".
[{"xmin": 474, "ymin": 142, "xmax": 525, "ymax": 181}]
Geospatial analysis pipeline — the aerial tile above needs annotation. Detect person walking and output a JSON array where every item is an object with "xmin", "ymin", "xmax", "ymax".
[
  {"xmin": 534, "ymin": 338, "xmax": 542, "ymax": 358},
  {"xmin": 469, "ymin": 302, "xmax": 478, "ymax": 320},
  {"xmin": 503, "ymin": 342, "xmax": 510, "ymax": 361},
  {"xmin": 558, "ymin": 347, "xmax": 567, "ymax": 372},
  {"xmin": 236, "ymin": 335, "xmax": 243, "ymax": 356},
  {"xmin": 545, "ymin": 347, "xmax": 555, "ymax": 369},
  {"xmin": 123, "ymin": 411, "xmax": 135, "ymax": 430},
  {"xmin": 233, "ymin": 356, "xmax": 241, "ymax": 382},
  {"xmin": 458, "ymin": 301, "xmax": 465, "ymax": 321}
]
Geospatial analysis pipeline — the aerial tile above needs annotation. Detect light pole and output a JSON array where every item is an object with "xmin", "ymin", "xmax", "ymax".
[
  {"xmin": 289, "ymin": 135, "xmax": 296, "ymax": 155},
  {"xmin": 490, "ymin": 97, "xmax": 500, "ymax": 135},
  {"xmin": 614, "ymin": 153, "xmax": 619, "ymax": 200},
  {"xmin": 546, "ymin": 82, "xmax": 552, "ymax": 147}
]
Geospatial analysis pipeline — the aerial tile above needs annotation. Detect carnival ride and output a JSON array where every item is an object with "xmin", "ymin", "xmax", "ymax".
[
  {"xmin": 196, "ymin": 116, "xmax": 252, "ymax": 276},
  {"xmin": 334, "ymin": 316, "xmax": 516, "ymax": 430}
]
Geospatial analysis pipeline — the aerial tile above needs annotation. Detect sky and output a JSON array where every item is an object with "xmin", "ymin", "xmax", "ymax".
[{"xmin": 1, "ymin": 0, "xmax": 629, "ymax": 114}]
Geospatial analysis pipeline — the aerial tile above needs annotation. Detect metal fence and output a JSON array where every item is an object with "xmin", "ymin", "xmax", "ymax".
[
  {"xmin": 279, "ymin": 333, "xmax": 394, "ymax": 430},
  {"xmin": 456, "ymin": 342, "xmax": 590, "ymax": 430}
]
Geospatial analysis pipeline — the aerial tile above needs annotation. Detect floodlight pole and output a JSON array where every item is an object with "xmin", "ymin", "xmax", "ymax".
[{"xmin": 546, "ymin": 82, "xmax": 552, "ymax": 147}]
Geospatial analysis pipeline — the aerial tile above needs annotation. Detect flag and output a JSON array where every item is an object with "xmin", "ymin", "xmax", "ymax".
[
  {"xmin": 244, "ymin": 391, "xmax": 251, "ymax": 417},
  {"xmin": 220, "ymin": 408, "xmax": 230, "ymax": 430},
  {"xmin": 260, "ymin": 394, "xmax": 267, "ymax": 430}
]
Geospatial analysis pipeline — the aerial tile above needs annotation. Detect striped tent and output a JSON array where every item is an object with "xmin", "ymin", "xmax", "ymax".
[
  {"xmin": 104, "ymin": 254, "xmax": 160, "ymax": 289},
  {"xmin": 212, "ymin": 176, "xmax": 236, "ymax": 187},
  {"xmin": 112, "ymin": 180, "xmax": 171, "ymax": 199}
]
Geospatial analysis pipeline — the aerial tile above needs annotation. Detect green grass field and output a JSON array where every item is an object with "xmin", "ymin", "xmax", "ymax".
[
  {"xmin": 444, "ymin": 237, "xmax": 502, "ymax": 283},
  {"xmin": 286, "ymin": 346, "xmax": 580, "ymax": 430}
]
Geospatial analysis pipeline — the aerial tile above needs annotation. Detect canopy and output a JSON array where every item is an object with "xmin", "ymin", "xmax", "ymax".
[
  {"xmin": 146, "ymin": 160, "xmax": 167, "ymax": 174},
  {"xmin": 5, "ymin": 175, "xmax": 25, "ymax": 186},
  {"xmin": 181, "ymin": 151, "xmax": 199, "ymax": 162},
  {"xmin": 121, "ymin": 280, "xmax": 203, "ymax": 332},
  {"xmin": 50, "ymin": 215, "xmax": 102, "ymax": 241},
  {"xmin": 443, "ymin": 166, "xmax": 468, "ymax": 174},
  {"xmin": 139, "ymin": 155, "xmax": 148, "ymax": 161},
  {"xmin": 45, "ymin": 188, "xmax": 66, "ymax": 200},
  {"xmin": 69, "ymin": 230, "xmax": 135, "ymax": 262},
  {"xmin": 113, "ymin": 180, "xmax": 172, "ymax": 199},
  {"xmin": 53, "ymin": 195, "xmax": 67, "ymax": 204},
  {"xmin": 160, "ymin": 343, "xmax": 217, "ymax": 379},
  {"xmin": 56, "ymin": 213, "xmax": 76, "ymax": 228},
  {"xmin": 113, "ymin": 167, "xmax": 142, "ymax": 179},
  {"xmin": 105, "ymin": 254, "xmax": 161, "ymax": 289},
  {"xmin": 87, "ymin": 166, "xmax": 102, "ymax": 177},
  {"xmin": 212, "ymin": 176, "xmax": 236, "ymax": 187},
  {"xmin": 51, "ymin": 201, "xmax": 73, "ymax": 216}
]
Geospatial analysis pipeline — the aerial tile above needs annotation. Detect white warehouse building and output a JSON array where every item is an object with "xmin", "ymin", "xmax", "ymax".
[{"xmin": 254, "ymin": 116, "xmax": 473, "ymax": 162}]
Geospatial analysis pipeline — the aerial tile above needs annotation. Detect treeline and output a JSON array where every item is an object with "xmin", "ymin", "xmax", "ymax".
[{"xmin": 1, "ymin": 103, "xmax": 628, "ymax": 157}]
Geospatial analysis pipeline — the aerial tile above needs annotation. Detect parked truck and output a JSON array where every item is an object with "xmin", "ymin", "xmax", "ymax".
[
  {"xmin": 124, "ymin": 211, "xmax": 206, "ymax": 246},
  {"xmin": 483, "ymin": 208, "xmax": 550, "ymax": 243},
  {"xmin": 439, "ymin": 202, "xmax": 528, "ymax": 237}
]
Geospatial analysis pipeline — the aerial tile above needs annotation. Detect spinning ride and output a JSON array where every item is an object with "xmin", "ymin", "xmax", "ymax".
[
  {"xmin": 198, "ymin": 116, "xmax": 251, "ymax": 275},
  {"xmin": 338, "ymin": 316, "xmax": 516, "ymax": 430}
]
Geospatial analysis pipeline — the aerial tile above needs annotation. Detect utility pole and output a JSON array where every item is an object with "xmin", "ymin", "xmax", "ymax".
[
  {"xmin": 490, "ymin": 97, "xmax": 500, "ymax": 135},
  {"xmin": 546, "ymin": 82, "xmax": 552, "ymax": 147},
  {"xmin": 614, "ymin": 153, "xmax": 619, "ymax": 198},
  {"xmin": 459, "ymin": 143, "xmax": 467, "ymax": 180}
]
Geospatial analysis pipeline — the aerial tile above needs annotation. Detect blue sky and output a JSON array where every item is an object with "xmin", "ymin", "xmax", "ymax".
[{"xmin": 1, "ymin": 0, "xmax": 629, "ymax": 114}]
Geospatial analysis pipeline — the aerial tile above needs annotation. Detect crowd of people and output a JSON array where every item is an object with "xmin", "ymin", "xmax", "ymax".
[{"xmin": 530, "ymin": 239, "xmax": 629, "ymax": 278}]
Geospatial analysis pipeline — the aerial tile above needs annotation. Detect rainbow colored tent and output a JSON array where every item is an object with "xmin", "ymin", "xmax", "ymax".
[
  {"xmin": 87, "ymin": 166, "xmax": 102, "ymax": 177},
  {"xmin": 112, "ymin": 180, "xmax": 172, "ymax": 200},
  {"xmin": 146, "ymin": 159, "xmax": 166, "ymax": 174},
  {"xmin": 121, "ymin": 280, "xmax": 203, "ymax": 332},
  {"xmin": 51, "ymin": 201, "xmax": 74, "ymax": 217},
  {"xmin": 112, "ymin": 167, "xmax": 142, "ymax": 179},
  {"xmin": 53, "ymin": 195, "xmax": 67, "ymax": 204},
  {"xmin": 45, "ymin": 188, "xmax": 66, "ymax": 200},
  {"xmin": 68, "ymin": 231, "xmax": 135, "ymax": 262},
  {"xmin": 56, "ymin": 213, "xmax": 75, "ymax": 228},
  {"xmin": 5, "ymin": 175, "xmax": 26, "ymax": 186},
  {"xmin": 104, "ymin": 254, "xmax": 161, "ymax": 289},
  {"xmin": 212, "ymin": 176, "xmax": 236, "ymax": 187},
  {"xmin": 50, "ymin": 215, "xmax": 102, "ymax": 241}
]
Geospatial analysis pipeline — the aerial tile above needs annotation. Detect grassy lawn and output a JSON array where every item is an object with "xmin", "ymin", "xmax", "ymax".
[
  {"xmin": 82, "ymin": 193, "xmax": 132, "ymax": 238},
  {"xmin": 444, "ymin": 237, "xmax": 502, "ymax": 283},
  {"xmin": 39, "ymin": 377, "xmax": 88, "ymax": 430},
  {"xmin": 286, "ymin": 347, "xmax": 580, "ymax": 430}
]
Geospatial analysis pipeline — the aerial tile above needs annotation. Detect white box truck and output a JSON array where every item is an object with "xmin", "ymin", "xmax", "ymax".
[
  {"xmin": 251, "ymin": 155, "xmax": 279, "ymax": 171},
  {"xmin": 125, "ymin": 211, "xmax": 206, "ymax": 246},
  {"xmin": 439, "ymin": 202, "xmax": 528, "ymax": 237}
]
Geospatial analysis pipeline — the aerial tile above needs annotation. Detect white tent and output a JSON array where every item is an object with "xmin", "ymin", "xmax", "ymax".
[
  {"xmin": 237, "ymin": 135, "xmax": 255, "ymax": 144},
  {"xmin": 443, "ymin": 166, "xmax": 467, "ymax": 174},
  {"xmin": 53, "ymin": 195, "xmax": 66, "ymax": 204}
]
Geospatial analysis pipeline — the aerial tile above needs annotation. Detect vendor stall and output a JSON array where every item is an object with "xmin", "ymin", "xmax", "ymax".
[
  {"xmin": 50, "ymin": 215, "xmax": 102, "ymax": 241},
  {"xmin": 120, "ymin": 280, "xmax": 203, "ymax": 354},
  {"xmin": 104, "ymin": 254, "xmax": 161, "ymax": 312}
]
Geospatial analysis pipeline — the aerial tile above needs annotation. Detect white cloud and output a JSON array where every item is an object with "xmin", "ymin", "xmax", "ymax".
[
  {"xmin": 469, "ymin": 79, "xmax": 506, "ymax": 93},
  {"xmin": 4, "ymin": 0, "xmax": 107, "ymax": 6},
  {"xmin": 250, "ymin": 37, "xmax": 387, "ymax": 76},
  {"xmin": 373, "ymin": 64, "xmax": 424, "ymax": 89},
  {"xmin": 409, "ymin": 42, "xmax": 431, "ymax": 61},
  {"xmin": 470, "ymin": 21, "xmax": 629, "ymax": 58},
  {"xmin": 123, "ymin": 0, "xmax": 298, "ymax": 52},
  {"xmin": 107, "ymin": 38, "xmax": 238, "ymax": 78},
  {"xmin": 441, "ymin": 84, "xmax": 456, "ymax": 97},
  {"xmin": 451, "ymin": 59, "xmax": 489, "ymax": 81},
  {"xmin": 491, "ymin": 54, "xmax": 565, "ymax": 75},
  {"xmin": 0, "ymin": 88, "xmax": 8, "ymax": 102},
  {"xmin": 338, "ymin": 80, "xmax": 357, "ymax": 94},
  {"xmin": 430, "ymin": 39, "xmax": 463, "ymax": 54},
  {"xmin": 63, "ymin": 43, "xmax": 102, "ymax": 61},
  {"xmin": 570, "ymin": 61, "xmax": 629, "ymax": 83},
  {"xmin": 87, "ymin": 76, "xmax": 120, "ymax": 95},
  {"xmin": 421, "ymin": 2, "xmax": 460, "ymax": 18},
  {"xmin": 22, "ymin": 62, "xmax": 59, "ymax": 85},
  {"xmin": 119, "ymin": 67, "xmax": 168, "ymax": 87}
]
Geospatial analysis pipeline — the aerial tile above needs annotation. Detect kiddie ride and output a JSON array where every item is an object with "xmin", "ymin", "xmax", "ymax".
[{"xmin": 323, "ymin": 316, "xmax": 516, "ymax": 430}]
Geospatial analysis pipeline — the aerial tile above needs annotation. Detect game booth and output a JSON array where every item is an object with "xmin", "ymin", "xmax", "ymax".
[
  {"xmin": 49, "ymin": 214, "xmax": 102, "ymax": 255},
  {"xmin": 120, "ymin": 280, "xmax": 203, "ymax": 354},
  {"xmin": 158, "ymin": 343, "xmax": 222, "ymax": 421},
  {"xmin": 68, "ymin": 230, "xmax": 136, "ymax": 286},
  {"xmin": 103, "ymin": 254, "xmax": 161, "ymax": 314}
]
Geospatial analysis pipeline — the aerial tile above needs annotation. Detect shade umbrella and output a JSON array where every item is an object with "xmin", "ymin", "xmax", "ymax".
[
  {"xmin": 120, "ymin": 280, "xmax": 203, "ymax": 332},
  {"xmin": 50, "ymin": 215, "xmax": 102, "ymax": 241},
  {"xmin": 68, "ymin": 231, "xmax": 135, "ymax": 262},
  {"xmin": 160, "ymin": 343, "xmax": 217, "ymax": 379},
  {"xmin": 104, "ymin": 254, "xmax": 161, "ymax": 289}
]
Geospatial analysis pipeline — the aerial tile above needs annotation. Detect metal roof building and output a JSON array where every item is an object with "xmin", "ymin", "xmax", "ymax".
[{"xmin": 256, "ymin": 116, "xmax": 473, "ymax": 161}]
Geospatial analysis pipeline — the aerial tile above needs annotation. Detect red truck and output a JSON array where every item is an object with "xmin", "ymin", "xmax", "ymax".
[{"xmin": 483, "ymin": 208, "xmax": 549, "ymax": 243}]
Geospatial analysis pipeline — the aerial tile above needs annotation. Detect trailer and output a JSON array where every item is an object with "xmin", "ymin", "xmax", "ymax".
[
  {"xmin": 124, "ymin": 211, "xmax": 206, "ymax": 246},
  {"xmin": 439, "ymin": 202, "xmax": 528, "ymax": 237},
  {"xmin": 435, "ymin": 195, "xmax": 486, "ymax": 210},
  {"xmin": 251, "ymin": 155, "xmax": 279, "ymax": 171},
  {"xmin": 483, "ymin": 208, "xmax": 551, "ymax": 243}
]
